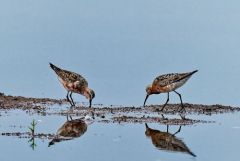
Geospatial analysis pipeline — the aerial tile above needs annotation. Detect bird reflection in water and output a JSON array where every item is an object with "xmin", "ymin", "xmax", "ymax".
[
  {"xmin": 49, "ymin": 117, "xmax": 88, "ymax": 146},
  {"xmin": 145, "ymin": 123, "xmax": 196, "ymax": 157}
]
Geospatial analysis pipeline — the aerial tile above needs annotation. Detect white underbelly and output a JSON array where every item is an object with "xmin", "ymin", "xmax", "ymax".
[{"xmin": 165, "ymin": 78, "xmax": 189, "ymax": 92}]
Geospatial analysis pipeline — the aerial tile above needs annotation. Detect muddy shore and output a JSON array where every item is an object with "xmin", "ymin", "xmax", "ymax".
[
  {"xmin": 1, "ymin": 93, "xmax": 240, "ymax": 140},
  {"xmin": 1, "ymin": 93, "xmax": 239, "ymax": 125}
]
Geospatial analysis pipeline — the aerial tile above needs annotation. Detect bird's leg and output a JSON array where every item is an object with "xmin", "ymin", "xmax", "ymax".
[
  {"xmin": 159, "ymin": 93, "xmax": 169, "ymax": 111},
  {"xmin": 180, "ymin": 113, "xmax": 187, "ymax": 120},
  {"xmin": 173, "ymin": 126, "xmax": 182, "ymax": 136},
  {"xmin": 66, "ymin": 91, "xmax": 73, "ymax": 106},
  {"xmin": 67, "ymin": 114, "xmax": 72, "ymax": 121},
  {"xmin": 69, "ymin": 92, "xmax": 75, "ymax": 106},
  {"xmin": 173, "ymin": 90, "xmax": 185, "ymax": 112},
  {"xmin": 161, "ymin": 114, "xmax": 168, "ymax": 120},
  {"xmin": 89, "ymin": 109, "xmax": 95, "ymax": 119}
]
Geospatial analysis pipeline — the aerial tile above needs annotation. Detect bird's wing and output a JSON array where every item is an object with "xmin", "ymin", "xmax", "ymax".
[
  {"xmin": 170, "ymin": 136, "xmax": 196, "ymax": 157},
  {"xmin": 57, "ymin": 69, "xmax": 88, "ymax": 85},
  {"xmin": 153, "ymin": 72, "xmax": 194, "ymax": 87},
  {"xmin": 153, "ymin": 73, "xmax": 181, "ymax": 87},
  {"xmin": 74, "ymin": 78, "xmax": 89, "ymax": 89}
]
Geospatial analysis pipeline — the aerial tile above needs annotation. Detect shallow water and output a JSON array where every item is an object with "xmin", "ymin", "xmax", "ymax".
[
  {"xmin": 1, "ymin": 0, "xmax": 240, "ymax": 161},
  {"xmin": 0, "ymin": 110, "xmax": 240, "ymax": 161},
  {"xmin": 1, "ymin": 0, "xmax": 240, "ymax": 106}
]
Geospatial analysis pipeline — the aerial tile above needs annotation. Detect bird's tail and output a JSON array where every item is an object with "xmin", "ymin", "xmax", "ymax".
[
  {"xmin": 49, "ymin": 63, "xmax": 61, "ymax": 73},
  {"xmin": 185, "ymin": 70, "xmax": 198, "ymax": 78},
  {"xmin": 176, "ymin": 70, "xmax": 198, "ymax": 82},
  {"xmin": 191, "ymin": 70, "xmax": 198, "ymax": 75},
  {"xmin": 188, "ymin": 150, "xmax": 197, "ymax": 157}
]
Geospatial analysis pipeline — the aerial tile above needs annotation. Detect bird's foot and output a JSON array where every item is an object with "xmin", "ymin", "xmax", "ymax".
[
  {"xmin": 179, "ymin": 113, "xmax": 188, "ymax": 120},
  {"xmin": 154, "ymin": 107, "xmax": 164, "ymax": 112},
  {"xmin": 72, "ymin": 101, "xmax": 76, "ymax": 107},
  {"xmin": 178, "ymin": 106, "xmax": 186, "ymax": 113},
  {"xmin": 154, "ymin": 108, "xmax": 160, "ymax": 112},
  {"xmin": 67, "ymin": 114, "xmax": 73, "ymax": 121},
  {"xmin": 180, "ymin": 116, "xmax": 188, "ymax": 120},
  {"xmin": 87, "ymin": 108, "xmax": 95, "ymax": 119},
  {"xmin": 161, "ymin": 114, "xmax": 168, "ymax": 120}
]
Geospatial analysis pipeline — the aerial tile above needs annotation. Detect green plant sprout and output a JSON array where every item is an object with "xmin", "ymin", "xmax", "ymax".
[{"xmin": 28, "ymin": 119, "xmax": 37, "ymax": 150}]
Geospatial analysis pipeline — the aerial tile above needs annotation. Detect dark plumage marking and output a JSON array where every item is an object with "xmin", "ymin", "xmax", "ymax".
[
  {"xmin": 49, "ymin": 119, "xmax": 87, "ymax": 146},
  {"xmin": 49, "ymin": 63, "xmax": 94, "ymax": 107},
  {"xmin": 153, "ymin": 70, "xmax": 198, "ymax": 88},
  {"xmin": 49, "ymin": 63, "xmax": 88, "ymax": 86},
  {"xmin": 144, "ymin": 70, "xmax": 198, "ymax": 110},
  {"xmin": 145, "ymin": 124, "xmax": 196, "ymax": 157}
]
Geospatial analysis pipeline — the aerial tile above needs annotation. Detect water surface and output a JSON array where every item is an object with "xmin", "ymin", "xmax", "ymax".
[
  {"xmin": 0, "ymin": 1, "xmax": 240, "ymax": 161},
  {"xmin": 0, "ymin": 0, "xmax": 240, "ymax": 106},
  {"xmin": 0, "ymin": 110, "xmax": 240, "ymax": 161}
]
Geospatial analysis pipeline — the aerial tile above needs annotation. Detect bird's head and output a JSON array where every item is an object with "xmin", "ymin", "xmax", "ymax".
[
  {"xmin": 89, "ymin": 89, "xmax": 95, "ymax": 100},
  {"xmin": 145, "ymin": 123, "xmax": 151, "ymax": 137},
  {"xmin": 144, "ymin": 85, "xmax": 153, "ymax": 107},
  {"xmin": 144, "ymin": 84, "xmax": 162, "ymax": 107},
  {"xmin": 84, "ymin": 88, "xmax": 95, "ymax": 108},
  {"xmin": 146, "ymin": 84, "xmax": 153, "ymax": 95}
]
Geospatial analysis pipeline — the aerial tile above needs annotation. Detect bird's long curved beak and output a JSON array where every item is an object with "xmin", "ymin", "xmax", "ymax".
[
  {"xmin": 145, "ymin": 123, "xmax": 149, "ymax": 129},
  {"xmin": 89, "ymin": 99, "xmax": 92, "ymax": 108},
  {"xmin": 143, "ymin": 95, "xmax": 149, "ymax": 107}
]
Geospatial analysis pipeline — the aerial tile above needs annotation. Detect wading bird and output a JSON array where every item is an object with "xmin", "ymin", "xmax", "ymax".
[
  {"xmin": 49, "ymin": 118, "xmax": 87, "ymax": 146},
  {"xmin": 144, "ymin": 70, "xmax": 198, "ymax": 111},
  {"xmin": 49, "ymin": 63, "xmax": 95, "ymax": 107},
  {"xmin": 145, "ymin": 123, "xmax": 196, "ymax": 157}
]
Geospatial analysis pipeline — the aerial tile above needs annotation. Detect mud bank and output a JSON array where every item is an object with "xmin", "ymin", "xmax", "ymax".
[
  {"xmin": 0, "ymin": 93, "xmax": 239, "ymax": 113},
  {"xmin": 0, "ymin": 93, "xmax": 65, "ymax": 110},
  {"xmin": 0, "ymin": 93, "xmax": 239, "ymax": 125}
]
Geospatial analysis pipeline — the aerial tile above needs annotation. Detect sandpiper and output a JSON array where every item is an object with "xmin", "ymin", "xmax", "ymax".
[
  {"xmin": 145, "ymin": 123, "xmax": 196, "ymax": 157},
  {"xmin": 49, "ymin": 63, "xmax": 95, "ymax": 107},
  {"xmin": 49, "ymin": 118, "xmax": 87, "ymax": 146},
  {"xmin": 143, "ymin": 70, "xmax": 198, "ymax": 111}
]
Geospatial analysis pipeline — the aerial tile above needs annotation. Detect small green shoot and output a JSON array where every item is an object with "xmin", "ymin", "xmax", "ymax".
[{"xmin": 28, "ymin": 119, "xmax": 37, "ymax": 150}]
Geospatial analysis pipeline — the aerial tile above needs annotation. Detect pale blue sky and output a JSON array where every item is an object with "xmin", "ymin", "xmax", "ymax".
[
  {"xmin": 1, "ymin": 2, "xmax": 240, "ymax": 161},
  {"xmin": 0, "ymin": 0, "xmax": 240, "ymax": 106}
]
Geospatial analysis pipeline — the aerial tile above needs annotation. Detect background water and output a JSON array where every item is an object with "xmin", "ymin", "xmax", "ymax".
[
  {"xmin": 1, "ymin": 0, "xmax": 240, "ymax": 107},
  {"xmin": 0, "ymin": 0, "xmax": 240, "ymax": 161},
  {"xmin": 0, "ymin": 111, "xmax": 240, "ymax": 161}
]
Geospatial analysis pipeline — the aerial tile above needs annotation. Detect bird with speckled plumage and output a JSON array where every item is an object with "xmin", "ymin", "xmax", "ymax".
[
  {"xmin": 145, "ymin": 123, "xmax": 196, "ymax": 157},
  {"xmin": 144, "ymin": 70, "xmax": 198, "ymax": 112},
  {"xmin": 49, "ymin": 63, "xmax": 95, "ymax": 107},
  {"xmin": 48, "ymin": 118, "xmax": 87, "ymax": 146}
]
